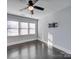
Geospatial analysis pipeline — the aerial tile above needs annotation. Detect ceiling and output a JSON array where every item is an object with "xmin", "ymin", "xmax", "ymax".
[{"xmin": 7, "ymin": 0, "xmax": 71, "ymax": 19}]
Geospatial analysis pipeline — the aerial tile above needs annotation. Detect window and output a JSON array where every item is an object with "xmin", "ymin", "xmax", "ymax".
[
  {"xmin": 20, "ymin": 22, "xmax": 28, "ymax": 35},
  {"xmin": 7, "ymin": 21, "xmax": 19, "ymax": 36},
  {"xmin": 7, "ymin": 21, "xmax": 36, "ymax": 36},
  {"xmin": 29, "ymin": 23, "xmax": 35, "ymax": 34}
]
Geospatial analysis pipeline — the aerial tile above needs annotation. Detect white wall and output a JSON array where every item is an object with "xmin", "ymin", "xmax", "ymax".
[
  {"xmin": 7, "ymin": 14, "xmax": 38, "ymax": 46},
  {"xmin": 38, "ymin": 6, "xmax": 71, "ymax": 53}
]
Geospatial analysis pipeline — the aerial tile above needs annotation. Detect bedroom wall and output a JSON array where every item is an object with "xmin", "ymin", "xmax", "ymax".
[{"xmin": 38, "ymin": 6, "xmax": 71, "ymax": 54}]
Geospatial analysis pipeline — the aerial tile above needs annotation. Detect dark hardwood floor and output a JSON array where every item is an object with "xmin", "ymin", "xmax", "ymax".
[{"xmin": 7, "ymin": 40, "xmax": 71, "ymax": 59}]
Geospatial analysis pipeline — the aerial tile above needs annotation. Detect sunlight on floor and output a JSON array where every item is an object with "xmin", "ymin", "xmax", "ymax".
[{"xmin": 48, "ymin": 33, "xmax": 53, "ymax": 47}]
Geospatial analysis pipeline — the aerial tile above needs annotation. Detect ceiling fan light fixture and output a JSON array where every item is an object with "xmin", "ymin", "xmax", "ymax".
[
  {"xmin": 20, "ymin": 0, "xmax": 44, "ymax": 15},
  {"xmin": 28, "ymin": 6, "xmax": 34, "ymax": 11}
]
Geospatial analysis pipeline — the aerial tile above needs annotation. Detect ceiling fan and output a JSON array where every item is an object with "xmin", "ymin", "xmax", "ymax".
[{"xmin": 20, "ymin": 0, "xmax": 44, "ymax": 15}]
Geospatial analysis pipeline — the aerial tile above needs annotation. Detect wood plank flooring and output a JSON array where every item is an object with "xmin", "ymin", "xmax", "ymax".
[{"xmin": 7, "ymin": 40, "xmax": 71, "ymax": 59}]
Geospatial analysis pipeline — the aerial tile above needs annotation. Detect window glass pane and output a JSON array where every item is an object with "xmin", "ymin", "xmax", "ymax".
[
  {"xmin": 29, "ymin": 23, "xmax": 35, "ymax": 29},
  {"xmin": 20, "ymin": 29, "xmax": 28, "ymax": 35},
  {"xmin": 8, "ymin": 29, "xmax": 18, "ymax": 36},
  {"xmin": 20, "ymin": 22, "xmax": 28, "ymax": 28},
  {"xmin": 29, "ymin": 29, "xmax": 35, "ymax": 34},
  {"xmin": 8, "ymin": 21, "xmax": 18, "ymax": 28}
]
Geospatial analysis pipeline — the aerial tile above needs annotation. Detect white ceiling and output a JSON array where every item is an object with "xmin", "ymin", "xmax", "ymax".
[{"xmin": 7, "ymin": 0, "xmax": 71, "ymax": 19}]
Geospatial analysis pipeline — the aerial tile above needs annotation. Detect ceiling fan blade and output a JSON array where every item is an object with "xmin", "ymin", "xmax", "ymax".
[
  {"xmin": 32, "ymin": 0, "xmax": 38, "ymax": 4},
  {"xmin": 34, "ymin": 6, "xmax": 44, "ymax": 11},
  {"xmin": 20, "ymin": 7, "xmax": 28, "ymax": 11}
]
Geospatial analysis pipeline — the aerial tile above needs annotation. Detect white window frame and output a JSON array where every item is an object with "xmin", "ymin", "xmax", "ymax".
[
  {"xmin": 7, "ymin": 21, "xmax": 19, "ymax": 36},
  {"xmin": 19, "ymin": 22, "xmax": 29, "ymax": 35},
  {"xmin": 29, "ymin": 23, "xmax": 36, "ymax": 35},
  {"xmin": 7, "ymin": 21, "xmax": 36, "ymax": 36}
]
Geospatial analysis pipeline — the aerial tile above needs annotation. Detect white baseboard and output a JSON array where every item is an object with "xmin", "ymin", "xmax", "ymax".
[
  {"xmin": 38, "ymin": 39, "xmax": 71, "ymax": 54},
  {"xmin": 7, "ymin": 39, "xmax": 37, "ymax": 46},
  {"xmin": 53, "ymin": 45, "xmax": 71, "ymax": 54}
]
